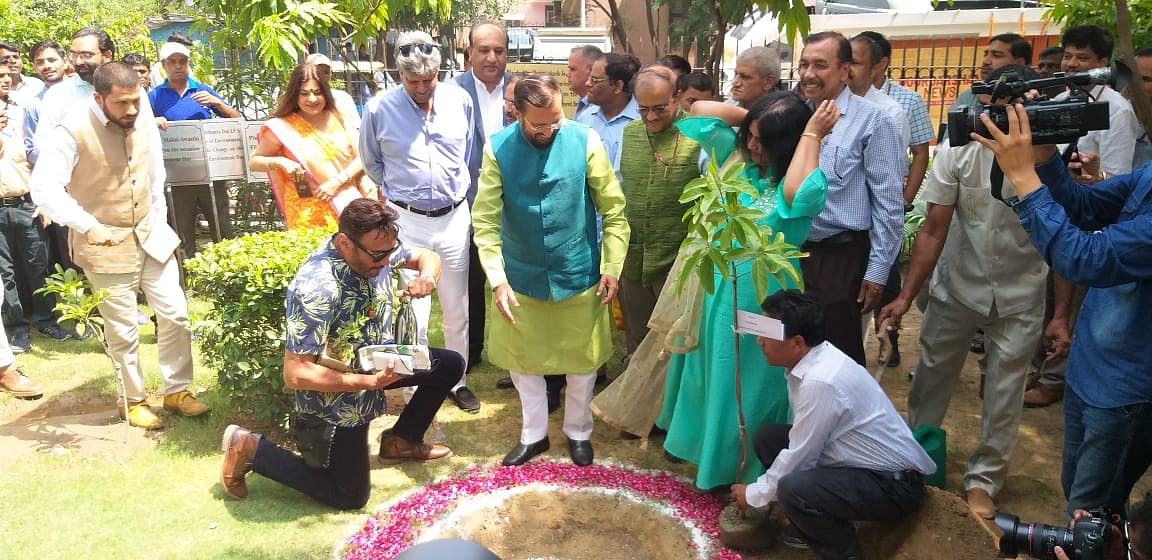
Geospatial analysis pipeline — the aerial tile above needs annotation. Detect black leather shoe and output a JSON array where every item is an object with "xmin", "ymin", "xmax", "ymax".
[
  {"xmin": 595, "ymin": 364, "xmax": 608, "ymax": 386},
  {"xmin": 622, "ymin": 425, "xmax": 666, "ymax": 440},
  {"xmin": 496, "ymin": 377, "xmax": 515, "ymax": 390},
  {"xmin": 451, "ymin": 387, "xmax": 481, "ymax": 413},
  {"xmin": 502, "ymin": 437, "xmax": 549, "ymax": 466},
  {"xmin": 567, "ymin": 438, "xmax": 593, "ymax": 466},
  {"xmin": 664, "ymin": 449, "xmax": 686, "ymax": 464}
]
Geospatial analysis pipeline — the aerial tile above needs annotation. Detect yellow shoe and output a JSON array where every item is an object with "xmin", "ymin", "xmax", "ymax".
[
  {"xmin": 163, "ymin": 390, "xmax": 210, "ymax": 417},
  {"xmin": 122, "ymin": 402, "xmax": 165, "ymax": 430}
]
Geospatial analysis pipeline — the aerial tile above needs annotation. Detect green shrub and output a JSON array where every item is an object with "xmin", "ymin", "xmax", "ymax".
[{"xmin": 185, "ymin": 227, "xmax": 332, "ymax": 425}]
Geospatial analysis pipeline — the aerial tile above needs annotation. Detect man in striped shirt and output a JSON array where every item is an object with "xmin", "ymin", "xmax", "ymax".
[{"xmin": 794, "ymin": 31, "xmax": 906, "ymax": 366}]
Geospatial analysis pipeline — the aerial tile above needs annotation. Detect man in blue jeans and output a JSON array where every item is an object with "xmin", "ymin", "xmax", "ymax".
[
  {"xmin": 219, "ymin": 199, "xmax": 460, "ymax": 509},
  {"xmin": 972, "ymin": 104, "xmax": 1152, "ymax": 519}
]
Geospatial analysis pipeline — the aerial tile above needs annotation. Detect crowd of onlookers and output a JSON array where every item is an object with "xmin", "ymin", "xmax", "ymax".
[{"xmin": 3, "ymin": 21, "xmax": 1152, "ymax": 559}]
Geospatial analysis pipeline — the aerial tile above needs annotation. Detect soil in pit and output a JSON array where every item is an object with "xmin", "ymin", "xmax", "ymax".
[
  {"xmin": 418, "ymin": 486, "xmax": 996, "ymax": 560},
  {"xmin": 423, "ymin": 489, "xmax": 702, "ymax": 560}
]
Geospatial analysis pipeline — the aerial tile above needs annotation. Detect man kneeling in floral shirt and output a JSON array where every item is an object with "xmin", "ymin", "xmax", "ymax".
[{"xmin": 219, "ymin": 198, "xmax": 462, "ymax": 509}]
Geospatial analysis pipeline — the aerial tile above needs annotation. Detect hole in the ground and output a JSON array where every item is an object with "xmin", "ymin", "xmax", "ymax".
[{"xmin": 419, "ymin": 486, "xmax": 708, "ymax": 560}]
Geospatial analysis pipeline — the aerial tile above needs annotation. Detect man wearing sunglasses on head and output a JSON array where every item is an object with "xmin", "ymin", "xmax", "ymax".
[
  {"xmin": 360, "ymin": 31, "xmax": 480, "ymax": 413},
  {"xmin": 220, "ymin": 198, "xmax": 462, "ymax": 509}
]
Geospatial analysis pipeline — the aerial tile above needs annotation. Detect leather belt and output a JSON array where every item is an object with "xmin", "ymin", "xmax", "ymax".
[
  {"xmin": 391, "ymin": 198, "xmax": 464, "ymax": 218},
  {"xmin": 889, "ymin": 469, "xmax": 924, "ymax": 483},
  {"xmin": 802, "ymin": 229, "xmax": 868, "ymax": 249},
  {"xmin": 0, "ymin": 193, "xmax": 32, "ymax": 207}
]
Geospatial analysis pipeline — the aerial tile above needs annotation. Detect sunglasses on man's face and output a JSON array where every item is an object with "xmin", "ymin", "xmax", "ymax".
[
  {"xmin": 346, "ymin": 233, "xmax": 403, "ymax": 262},
  {"xmin": 398, "ymin": 43, "xmax": 436, "ymax": 57}
]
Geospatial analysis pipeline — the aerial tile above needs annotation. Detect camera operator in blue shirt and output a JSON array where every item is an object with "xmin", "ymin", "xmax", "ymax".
[{"xmin": 972, "ymin": 104, "xmax": 1152, "ymax": 522}]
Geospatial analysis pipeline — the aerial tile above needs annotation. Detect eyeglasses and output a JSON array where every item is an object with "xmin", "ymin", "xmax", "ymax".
[
  {"xmin": 398, "ymin": 43, "xmax": 436, "ymax": 57},
  {"xmin": 69, "ymin": 51, "xmax": 99, "ymax": 62},
  {"xmin": 345, "ymin": 234, "xmax": 403, "ymax": 263},
  {"xmin": 524, "ymin": 120, "xmax": 560, "ymax": 134},
  {"xmin": 587, "ymin": 75, "xmax": 609, "ymax": 85},
  {"xmin": 503, "ymin": 97, "xmax": 515, "ymax": 105},
  {"xmin": 638, "ymin": 104, "xmax": 673, "ymax": 116}
]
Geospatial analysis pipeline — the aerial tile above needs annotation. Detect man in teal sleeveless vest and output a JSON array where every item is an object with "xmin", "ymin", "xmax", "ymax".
[{"xmin": 472, "ymin": 74, "xmax": 629, "ymax": 467}]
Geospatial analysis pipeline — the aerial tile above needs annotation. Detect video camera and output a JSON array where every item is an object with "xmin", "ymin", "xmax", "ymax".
[
  {"xmin": 996, "ymin": 507, "xmax": 1127, "ymax": 560},
  {"xmin": 947, "ymin": 62, "xmax": 1132, "ymax": 147}
]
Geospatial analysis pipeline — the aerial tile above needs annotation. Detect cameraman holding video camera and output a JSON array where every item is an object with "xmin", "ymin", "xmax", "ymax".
[
  {"xmin": 1023, "ymin": 26, "xmax": 1143, "ymax": 409},
  {"xmin": 971, "ymin": 96, "xmax": 1152, "ymax": 524}
]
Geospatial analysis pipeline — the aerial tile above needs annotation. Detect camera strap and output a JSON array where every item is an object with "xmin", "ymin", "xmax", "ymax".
[{"xmin": 989, "ymin": 160, "xmax": 1011, "ymax": 206}]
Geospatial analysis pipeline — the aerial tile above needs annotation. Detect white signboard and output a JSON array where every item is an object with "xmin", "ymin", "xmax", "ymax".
[
  {"xmin": 242, "ymin": 121, "xmax": 268, "ymax": 183},
  {"xmin": 202, "ymin": 119, "xmax": 246, "ymax": 181},
  {"xmin": 160, "ymin": 121, "xmax": 209, "ymax": 186},
  {"xmin": 160, "ymin": 119, "xmax": 267, "ymax": 185}
]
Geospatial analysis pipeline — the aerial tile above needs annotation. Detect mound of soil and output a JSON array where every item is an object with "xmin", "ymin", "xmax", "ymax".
[
  {"xmin": 741, "ymin": 487, "xmax": 999, "ymax": 559},
  {"xmin": 423, "ymin": 489, "xmax": 702, "ymax": 560}
]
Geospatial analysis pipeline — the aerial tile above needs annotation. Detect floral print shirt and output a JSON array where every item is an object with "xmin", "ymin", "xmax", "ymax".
[{"xmin": 285, "ymin": 235, "xmax": 412, "ymax": 426}]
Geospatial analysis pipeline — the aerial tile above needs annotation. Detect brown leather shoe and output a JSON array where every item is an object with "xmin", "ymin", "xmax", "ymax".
[
  {"xmin": 220, "ymin": 424, "xmax": 260, "ymax": 499},
  {"xmin": 966, "ymin": 488, "xmax": 997, "ymax": 519},
  {"xmin": 1023, "ymin": 385, "xmax": 1063, "ymax": 408},
  {"xmin": 378, "ymin": 432, "xmax": 452, "ymax": 465},
  {"xmin": 0, "ymin": 367, "xmax": 44, "ymax": 400}
]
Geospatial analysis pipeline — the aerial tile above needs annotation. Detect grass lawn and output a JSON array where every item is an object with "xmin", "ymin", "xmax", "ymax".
[{"xmin": 0, "ymin": 300, "xmax": 689, "ymax": 559}]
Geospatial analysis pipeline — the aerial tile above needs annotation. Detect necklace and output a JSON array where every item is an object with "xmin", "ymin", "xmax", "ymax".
[{"xmin": 645, "ymin": 127, "xmax": 682, "ymax": 179}]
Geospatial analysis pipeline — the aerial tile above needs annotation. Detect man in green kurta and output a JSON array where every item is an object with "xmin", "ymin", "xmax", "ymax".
[
  {"xmin": 618, "ymin": 65, "xmax": 701, "ymax": 355},
  {"xmin": 472, "ymin": 74, "xmax": 630, "ymax": 467}
]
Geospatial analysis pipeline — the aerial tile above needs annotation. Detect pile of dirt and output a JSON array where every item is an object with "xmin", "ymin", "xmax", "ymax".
[
  {"xmin": 423, "ymin": 489, "xmax": 703, "ymax": 560},
  {"xmin": 740, "ymin": 487, "xmax": 999, "ymax": 559}
]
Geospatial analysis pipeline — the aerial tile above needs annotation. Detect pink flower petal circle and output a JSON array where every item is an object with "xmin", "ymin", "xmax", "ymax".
[{"xmin": 340, "ymin": 460, "xmax": 742, "ymax": 560}]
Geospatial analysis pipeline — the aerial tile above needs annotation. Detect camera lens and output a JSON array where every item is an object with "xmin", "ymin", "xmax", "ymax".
[{"xmin": 995, "ymin": 513, "xmax": 1075, "ymax": 559}]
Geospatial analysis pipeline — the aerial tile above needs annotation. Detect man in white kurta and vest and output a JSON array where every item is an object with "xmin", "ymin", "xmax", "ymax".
[
  {"xmin": 30, "ymin": 62, "xmax": 207, "ymax": 430},
  {"xmin": 472, "ymin": 74, "xmax": 629, "ymax": 467}
]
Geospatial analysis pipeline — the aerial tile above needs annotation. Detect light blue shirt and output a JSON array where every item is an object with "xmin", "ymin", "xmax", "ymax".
[
  {"xmin": 574, "ymin": 96, "xmax": 594, "ymax": 120},
  {"xmin": 811, "ymin": 86, "xmax": 906, "ymax": 285},
  {"xmin": 880, "ymin": 79, "xmax": 934, "ymax": 147},
  {"xmin": 31, "ymin": 75, "xmax": 158, "ymax": 165},
  {"xmin": 576, "ymin": 95, "xmax": 640, "ymax": 177},
  {"xmin": 359, "ymin": 82, "xmax": 474, "ymax": 210}
]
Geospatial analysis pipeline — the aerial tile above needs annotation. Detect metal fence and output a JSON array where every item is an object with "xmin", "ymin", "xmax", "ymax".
[{"xmin": 777, "ymin": 34, "xmax": 1061, "ymax": 142}]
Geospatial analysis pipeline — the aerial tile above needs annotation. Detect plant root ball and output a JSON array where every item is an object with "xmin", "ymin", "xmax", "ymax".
[{"xmin": 718, "ymin": 502, "xmax": 775, "ymax": 551}]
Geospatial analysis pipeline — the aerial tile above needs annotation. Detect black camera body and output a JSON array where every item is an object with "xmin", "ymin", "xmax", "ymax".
[
  {"xmin": 948, "ymin": 99, "xmax": 1110, "ymax": 148},
  {"xmin": 945, "ymin": 63, "xmax": 1131, "ymax": 148},
  {"xmin": 996, "ymin": 508, "xmax": 1113, "ymax": 560}
]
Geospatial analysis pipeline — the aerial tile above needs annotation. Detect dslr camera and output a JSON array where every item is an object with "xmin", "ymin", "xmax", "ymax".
[
  {"xmin": 947, "ymin": 62, "xmax": 1131, "ymax": 148},
  {"xmin": 996, "ymin": 507, "xmax": 1120, "ymax": 560}
]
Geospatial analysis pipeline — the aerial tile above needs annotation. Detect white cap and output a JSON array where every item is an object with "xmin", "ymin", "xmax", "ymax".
[
  {"xmin": 159, "ymin": 42, "xmax": 191, "ymax": 61},
  {"xmin": 305, "ymin": 53, "xmax": 332, "ymax": 68}
]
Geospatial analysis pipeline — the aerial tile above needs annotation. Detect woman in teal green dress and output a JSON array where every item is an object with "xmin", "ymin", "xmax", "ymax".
[{"xmin": 655, "ymin": 91, "xmax": 839, "ymax": 490}]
